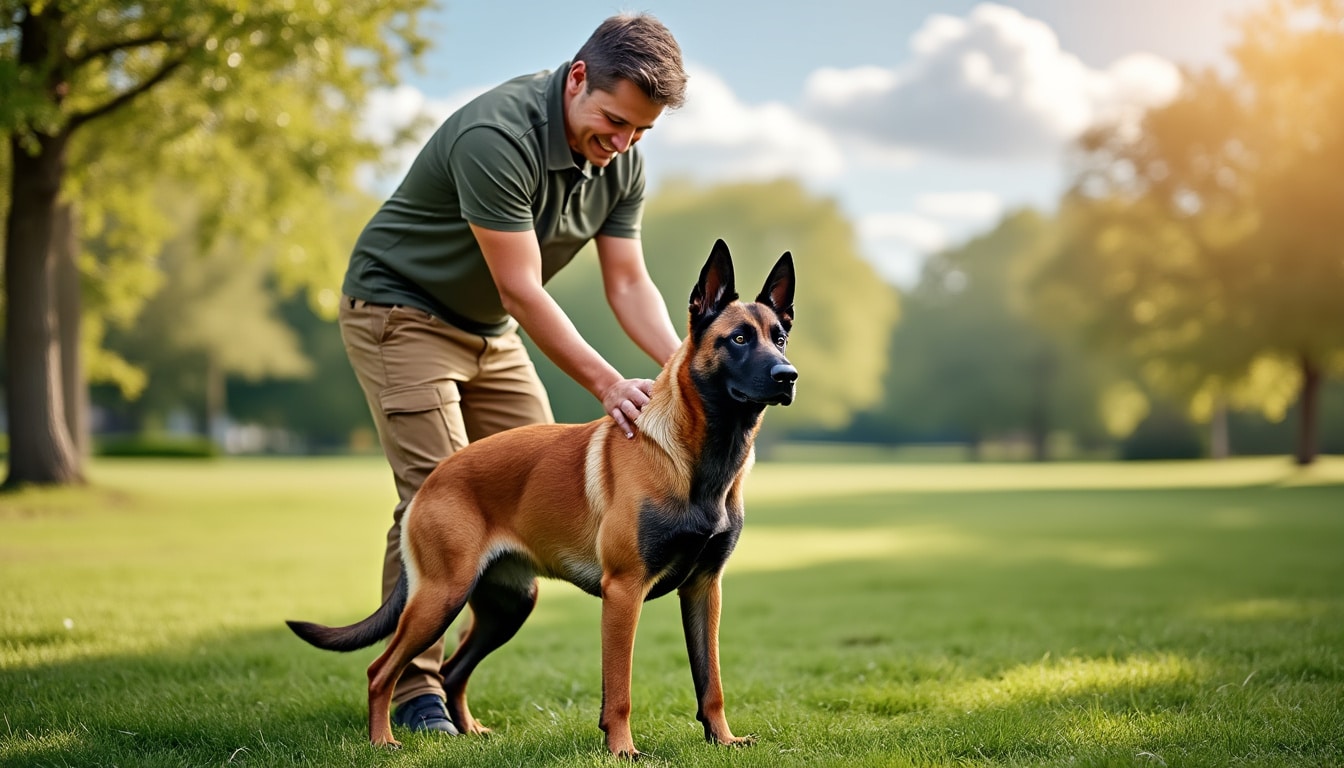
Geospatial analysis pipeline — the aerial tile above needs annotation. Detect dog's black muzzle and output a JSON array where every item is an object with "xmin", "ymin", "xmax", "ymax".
[
  {"xmin": 729, "ymin": 362, "xmax": 798, "ymax": 406},
  {"xmin": 767, "ymin": 363, "xmax": 797, "ymax": 405}
]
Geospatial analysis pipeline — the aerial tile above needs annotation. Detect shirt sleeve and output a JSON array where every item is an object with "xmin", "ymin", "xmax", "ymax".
[
  {"xmin": 449, "ymin": 125, "xmax": 538, "ymax": 233},
  {"xmin": 599, "ymin": 148, "xmax": 645, "ymax": 239}
]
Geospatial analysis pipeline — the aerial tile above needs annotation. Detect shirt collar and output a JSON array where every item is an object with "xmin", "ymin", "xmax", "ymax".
[{"xmin": 546, "ymin": 62, "xmax": 601, "ymax": 178}]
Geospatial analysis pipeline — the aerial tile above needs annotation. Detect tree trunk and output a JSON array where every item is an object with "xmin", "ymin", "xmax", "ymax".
[
  {"xmin": 3, "ymin": 4, "xmax": 83, "ymax": 488},
  {"xmin": 54, "ymin": 200, "xmax": 89, "ymax": 458},
  {"xmin": 1030, "ymin": 348, "xmax": 1055, "ymax": 462},
  {"xmin": 206, "ymin": 354, "xmax": 227, "ymax": 446},
  {"xmin": 1209, "ymin": 397, "xmax": 1229, "ymax": 460},
  {"xmin": 4, "ymin": 133, "xmax": 84, "ymax": 487},
  {"xmin": 1294, "ymin": 355, "xmax": 1321, "ymax": 466}
]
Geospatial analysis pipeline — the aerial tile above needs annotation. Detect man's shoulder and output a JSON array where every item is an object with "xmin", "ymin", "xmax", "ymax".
[{"xmin": 449, "ymin": 68, "xmax": 554, "ymax": 144}]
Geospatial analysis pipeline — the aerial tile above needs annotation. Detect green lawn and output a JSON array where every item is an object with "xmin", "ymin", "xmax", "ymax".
[{"xmin": 2, "ymin": 456, "xmax": 1342, "ymax": 767}]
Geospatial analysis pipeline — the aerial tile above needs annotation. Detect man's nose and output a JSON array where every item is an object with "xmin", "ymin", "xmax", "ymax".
[{"xmin": 611, "ymin": 126, "xmax": 637, "ymax": 152}]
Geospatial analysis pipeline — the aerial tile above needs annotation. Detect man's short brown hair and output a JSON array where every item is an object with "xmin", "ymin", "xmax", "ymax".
[{"xmin": 573, "ymin": 13, "xmax": 687, "ymax": 109}]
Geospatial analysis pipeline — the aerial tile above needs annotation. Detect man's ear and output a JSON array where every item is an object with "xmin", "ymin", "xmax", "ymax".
[
  {"xmin": 689, "ymin": 239, "xmax": 738, "ymax": 322},
  {"xmin": 756, "ymin": 251, "xmax": 795, "ymax": 330},
  {"xmin": 566, "ymin": 60, "xmax": 587, "ymax": 96}
]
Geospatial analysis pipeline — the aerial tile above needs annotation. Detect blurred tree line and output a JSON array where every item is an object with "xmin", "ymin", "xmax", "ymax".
[
  {"xmin": 4, "ymin": 0, "xmax": 1343, "ymax": 485},
  {"xmin": 1, "ymin": 0, "xmax": 430, "ymax": 485}
]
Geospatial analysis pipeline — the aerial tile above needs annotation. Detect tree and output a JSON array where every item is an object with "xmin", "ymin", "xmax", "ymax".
[
  {"xmin": 1, "ymin": 0, "xmax": 430, "ymax": 486},
  {"xmin": 1030, "ymin": 0, "xmax": 1344, "ymax": 464},
  {"xmin": 537, "ymin": 179, "xmax": 900, "ymax": 437},
  {"xmin": 1232, "ymin": 0, "xmax": 1344, "ymax": 463},
  {"xmin": 100, "ymin": 200, "xmax": 313, "ymax": 440},
  {"xmin": 862, "ymin": 210, "xmax": 1108, "ymax": 460}
]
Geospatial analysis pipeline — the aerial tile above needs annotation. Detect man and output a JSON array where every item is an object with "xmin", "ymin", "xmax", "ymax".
[{"xmin": 337, "ymin": 14, "xmax": 688, "ymax": 734}]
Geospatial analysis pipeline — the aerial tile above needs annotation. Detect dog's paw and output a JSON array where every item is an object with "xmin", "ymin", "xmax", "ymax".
[
  {"xmin": 607, "ymin": 744, "xmax": 642, "ymax": 760},
  {"xmin": 461, "ymin": 720, "xmax": 492, "ymax": 736},
  {"xmin": 714, "ymin": 733, "xmax": 755, "ymax": 747},
  {"xmin": 372, "ymin": 737, "xmax": 402, "ymax": 750}
]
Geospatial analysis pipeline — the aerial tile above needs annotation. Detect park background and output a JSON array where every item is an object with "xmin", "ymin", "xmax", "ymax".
[
  {"xmin": 4, "ymin": 0, "xmax": 1343, "ymax": 471},
  {"xmin": 3, "ymin": 1, "xmax": 1343, "ymax": 766}
]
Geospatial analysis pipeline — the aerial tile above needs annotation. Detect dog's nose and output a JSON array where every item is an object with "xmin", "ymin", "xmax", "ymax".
[{"xmin": 771, "ymin": 363, "xmax": 798, "ymax": 384}]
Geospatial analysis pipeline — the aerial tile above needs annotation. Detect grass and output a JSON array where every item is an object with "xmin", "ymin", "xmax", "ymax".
[{"xmin": 2, "ymin": 455, "xmax": 1343, "ymax": 767}]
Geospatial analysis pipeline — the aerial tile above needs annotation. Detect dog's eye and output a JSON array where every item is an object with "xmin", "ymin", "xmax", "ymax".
[
  {"xmin": 732, "ymin": 334, "xmax": 746, "ymax": 345},
  {"xmin": 775, "ymin": 335, "xmax": 787, "ymax": 348}
]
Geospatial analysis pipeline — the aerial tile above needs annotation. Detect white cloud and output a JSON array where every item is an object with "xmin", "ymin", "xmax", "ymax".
[
  {"xmin": 803, "ymin": 2, "xmax": 1182, "ymax": 159},
  {"xmin": 915, "ymin": 190, "xmax": 1003, "ymax": 221},
  {"xmin": 857, "ymin": 212, "xmax": 949, "ymax": 286},
  {"xmin": 358, "ymin": 84, "xmax": 485, "ymax": 191},
  {"xmin": 861, "ymin": 212, "xmax": 949, "ymax": 253},
  {"xmin": 859, "ymin": 196, "xmax": 1012, "ymax": 287},
  {"xmin": 643, "ymin": 65, "xmax": 845, "ymax": 183}
]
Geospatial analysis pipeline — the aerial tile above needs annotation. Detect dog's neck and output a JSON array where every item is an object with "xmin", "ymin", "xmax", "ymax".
[{"xmin": 635, "ymin": 338, "xmax": 763, "ymax": 498}]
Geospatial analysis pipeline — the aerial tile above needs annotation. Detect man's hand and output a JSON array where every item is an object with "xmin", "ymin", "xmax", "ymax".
[{"xmin": 602, "ymin": 377, "xmax": 654, "ymax": 439}]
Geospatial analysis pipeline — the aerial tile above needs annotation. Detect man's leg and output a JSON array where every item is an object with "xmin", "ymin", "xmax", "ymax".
[
  {"xmin": 339, "ymin": 299, "xmax": 483, "ymax": 714},
  {"xmin": 458, "ymin": 326, "xmax": 554, "ymax": 441}
]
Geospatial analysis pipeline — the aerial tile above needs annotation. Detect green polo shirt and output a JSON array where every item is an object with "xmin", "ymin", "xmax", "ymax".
[{"xmin": 343, "ymin": 62, "xmax": 645, "ymax": 335}]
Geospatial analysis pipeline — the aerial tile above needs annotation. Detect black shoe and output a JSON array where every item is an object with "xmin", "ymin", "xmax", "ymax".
[{"xmin": 392, "ymin": 694, "xmax": 460, "ymax": 734}]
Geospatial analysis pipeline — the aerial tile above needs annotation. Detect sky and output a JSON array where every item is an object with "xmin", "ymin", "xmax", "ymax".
[{"xmin": 364, "ymin": 0, "xmax": 1261, "ymax": 286}]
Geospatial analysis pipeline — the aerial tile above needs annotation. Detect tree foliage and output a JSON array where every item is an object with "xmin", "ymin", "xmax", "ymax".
[
  {"xmin": 852, "ymin": 210, "xmax": 1108, "ymax": 459},
  {"xmin": 1, "ymin": 0, "xmax": 430, "ymax": 485},
  {"xmin": 1026, "ymin": 0, "xmax": 1344, "ymax": 463},
  {"xmin": 100, "ymin": 193, "xmax": 313, "ymax": 432}
]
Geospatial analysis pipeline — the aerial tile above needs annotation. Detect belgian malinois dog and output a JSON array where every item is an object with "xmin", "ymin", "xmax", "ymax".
[{"xmin": 287, "ymin": 239, "xmax": 797, "ymax": 757}]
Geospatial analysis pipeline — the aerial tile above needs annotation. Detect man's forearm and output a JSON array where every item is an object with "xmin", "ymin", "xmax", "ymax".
[
  {"xmin": 607, "ymin": 279, "xmax": 681, "ymax": 366},
  {"xmin": 503, "ymin": 283, "xmax": 624, "ymax": 400}
]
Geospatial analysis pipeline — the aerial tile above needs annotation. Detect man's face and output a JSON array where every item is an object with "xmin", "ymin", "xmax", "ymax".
[{"xmin": 563, "ymin": 61, "xmax": 664, "ymax": 168}]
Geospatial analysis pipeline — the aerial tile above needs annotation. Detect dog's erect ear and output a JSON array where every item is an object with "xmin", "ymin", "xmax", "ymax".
[
  {"xmin": 689, "ymin": 239, "xmax": 738, "ymax": 322},
  {"xmin": 756, "ymin": 251, "xmax": 795, "ymax": 330}
]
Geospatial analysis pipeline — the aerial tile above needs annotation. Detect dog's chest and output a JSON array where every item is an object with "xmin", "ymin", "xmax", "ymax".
[{"xmin": 637, "ymin": 499, "xmax": 741, "ymax": 600}]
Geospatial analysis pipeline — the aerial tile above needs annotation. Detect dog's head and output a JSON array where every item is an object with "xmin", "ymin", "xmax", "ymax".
[{"xmin": 686, "ymin": 239, "xmax": 797, "ymax": 408}]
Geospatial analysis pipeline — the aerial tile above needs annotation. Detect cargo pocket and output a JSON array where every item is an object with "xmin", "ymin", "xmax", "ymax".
[{"xmin": 379, "ymin": 382, "xmax": 467, "ymax": 475}]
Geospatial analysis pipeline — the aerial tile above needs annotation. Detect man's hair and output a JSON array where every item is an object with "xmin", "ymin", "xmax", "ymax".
[{"xmin": 573, "ymin": 13, "xmax": 687, "ymax": 109}]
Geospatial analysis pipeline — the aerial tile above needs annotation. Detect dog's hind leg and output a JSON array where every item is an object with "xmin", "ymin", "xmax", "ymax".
[
  {"xmin": 441, "ymin": 558, "xmax": 538, "ymax": 735},
  {"xmin": 366, "ymin": 581, "xmax": 470, "ymax": 748}
]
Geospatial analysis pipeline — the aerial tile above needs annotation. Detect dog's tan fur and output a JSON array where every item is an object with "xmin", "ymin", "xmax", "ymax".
[{"xmin": 288, "ymin": 240, "xmax": 797, "ymax": 757}]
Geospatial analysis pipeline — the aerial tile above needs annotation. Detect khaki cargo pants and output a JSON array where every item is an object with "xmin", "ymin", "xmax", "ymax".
[{"xmin": 339, "ymin": 296, "xmax": 553, "ymax": 705}]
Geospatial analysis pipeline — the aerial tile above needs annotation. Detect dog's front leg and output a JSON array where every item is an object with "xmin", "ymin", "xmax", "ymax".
[
  {"xmin": 679, "ymin": 574, "xmax": 753, "ymax": 747},
  {"xmin": 599, "ymin": 574, "xmax": 646, "ymax": 758}
]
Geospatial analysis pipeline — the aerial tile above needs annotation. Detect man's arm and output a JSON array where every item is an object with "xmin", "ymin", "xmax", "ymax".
[
  {"xmin": 595, "ymin": 234, "xmax": 682, "ymax": 367},
  {"xmin": 471, "ymin": 224, "xmax": 651, "ymax": 438}
]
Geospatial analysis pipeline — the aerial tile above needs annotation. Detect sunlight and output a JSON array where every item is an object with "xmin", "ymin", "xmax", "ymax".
[
  {"xmin": 728, "ymin": 526, "xmax": 982, "ymax": 574},
  {"xmin": 1207, "ymin": 507, "xmax": 1263, "ymax": 529},
  {"xmin": 1198, "ymin": 598, "xmax": 1332, "ymax": 622},
  {"xmin": 731, "ymin": 526, "xmax": 1158, "ymax": 573},
  {"xmin": 1015, "ymin": 542, "xmax": 1158, "ymax": 570},
  {"xmin": 947, "ymin": 653, "xmax": 1203, "ymax": 712},
  {"xmin": 745, "ymin": 456, "xmax": 1344, "ymax": 501},
  {"xmin": 0, "ymin": 730, "xmax": 85, "ymax": 764}
]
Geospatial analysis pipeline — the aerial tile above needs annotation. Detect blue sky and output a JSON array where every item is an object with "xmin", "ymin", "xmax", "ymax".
[{"xmin": 365, "ymin": 0, "xmax": 1260, "ymax": 285}]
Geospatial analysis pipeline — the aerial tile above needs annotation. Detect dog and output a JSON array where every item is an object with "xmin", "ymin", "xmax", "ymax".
[{"xmin": 287, "ymin": 239, "xmax": 797, "ymax": 757}]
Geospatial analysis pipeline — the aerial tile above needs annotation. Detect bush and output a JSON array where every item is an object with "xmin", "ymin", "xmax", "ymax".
[
  {"xmin": 95, "ymin": 434, "xmax": 219, "ymax": 459},
  {"xmin": 1121, "ymin": 408, "xmax": 1203, "ymax": 460}
]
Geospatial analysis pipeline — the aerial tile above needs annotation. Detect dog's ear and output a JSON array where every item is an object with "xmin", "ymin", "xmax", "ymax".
[
  {"xmin": 756, "ymin": 251, "xmax": 795, "ymax": 330},
  {"xmin": 689, "ymin": 239, "xmax": 738, "ymax": 322}
]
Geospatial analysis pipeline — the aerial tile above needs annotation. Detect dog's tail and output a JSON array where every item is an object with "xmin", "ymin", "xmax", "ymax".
[{"xmin": 286, "ymin": 568, "xmax": 408, "ymax": 652}]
